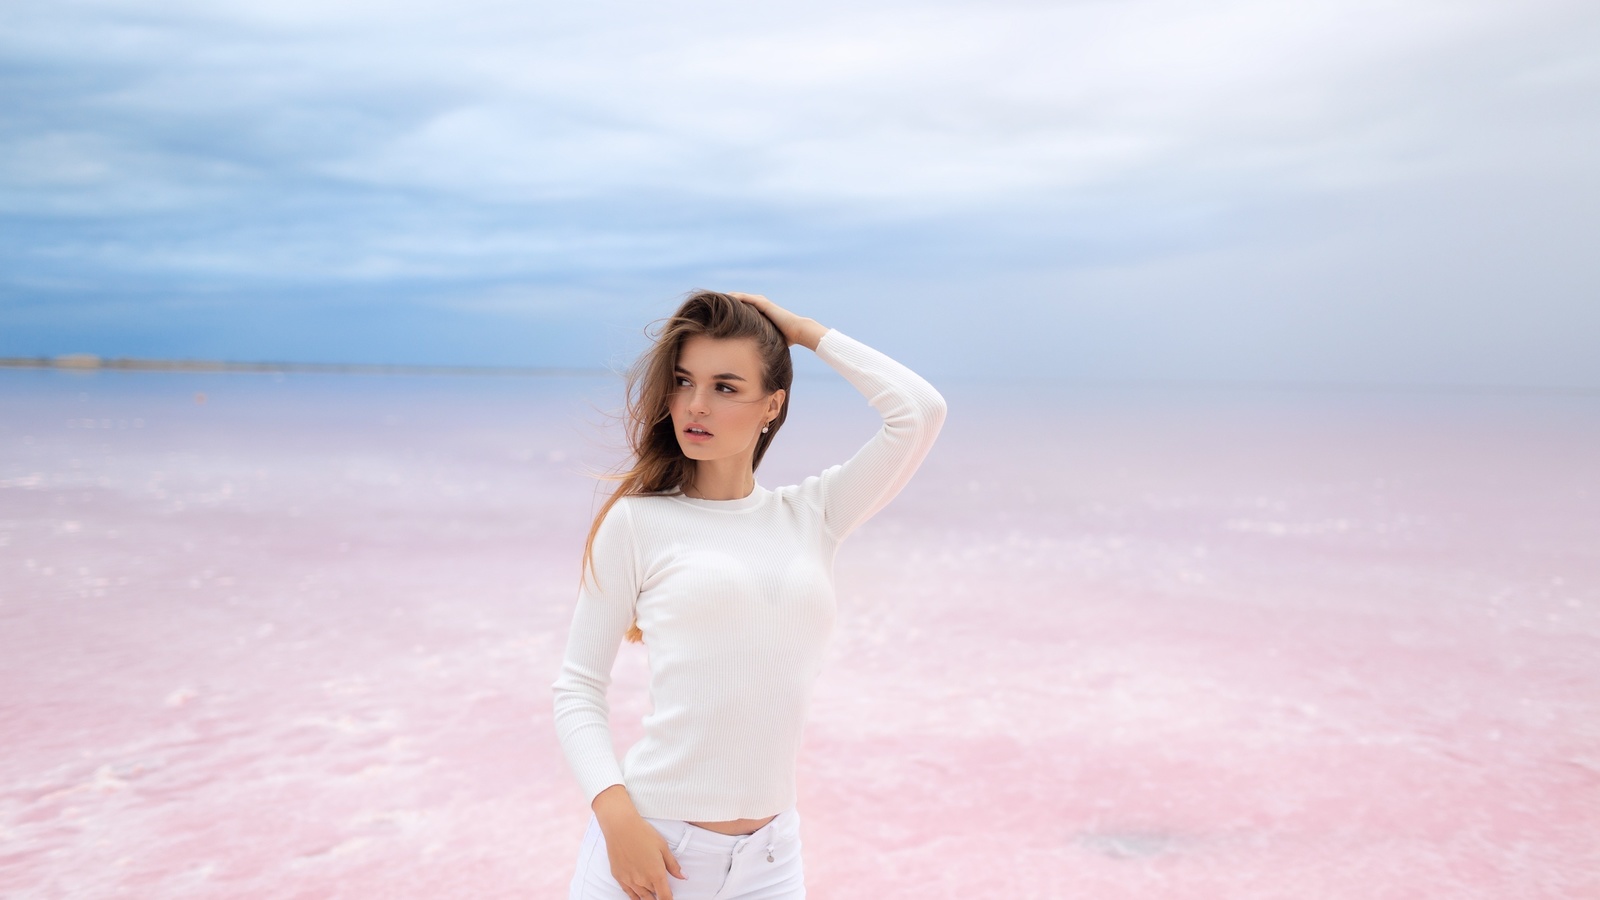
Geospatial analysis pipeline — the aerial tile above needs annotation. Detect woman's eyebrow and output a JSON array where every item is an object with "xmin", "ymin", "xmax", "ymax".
[{"xmin": 673, "ymin": 365, "xmax": 748, "ymax": 382}]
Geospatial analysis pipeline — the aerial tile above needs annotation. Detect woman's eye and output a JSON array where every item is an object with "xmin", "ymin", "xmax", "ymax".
[
  {"xmin": 717, "ymin": 384, "xmax": 736, "ymax": 393},
  {"xmin": 675, "ymin": 377, "xmax": 691, "ymax": 388}
]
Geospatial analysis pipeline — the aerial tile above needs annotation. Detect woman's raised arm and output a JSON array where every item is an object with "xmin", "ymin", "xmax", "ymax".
[
  {"xmin": 806, "ymin": 328, "xmax": 948, "ymax": 540},
  {"xmin": 730, "ymin": 291, "xmax": 947, "ymax": 539}
]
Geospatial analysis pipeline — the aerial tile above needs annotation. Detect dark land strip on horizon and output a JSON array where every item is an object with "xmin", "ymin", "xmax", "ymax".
[{"xmin": 0, "ymin": 355, "xmax": 607, "ymax": 377}]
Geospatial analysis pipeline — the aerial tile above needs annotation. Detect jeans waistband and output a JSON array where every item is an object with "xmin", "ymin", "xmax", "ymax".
[{"xmin": 642, "ymin": 807, "xmax": 800, "ymax": 855}]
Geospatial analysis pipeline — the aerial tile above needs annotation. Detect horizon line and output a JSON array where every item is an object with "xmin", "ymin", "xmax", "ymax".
[{"xmin": 2, "ymin": 355, "xmax": 1595, "ymax": 397}]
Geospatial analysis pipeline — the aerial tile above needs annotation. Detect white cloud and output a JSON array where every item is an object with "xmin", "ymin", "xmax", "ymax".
[{"xmin": 13, "ymin": 0, "xmax": 1591, "ymax": 208}]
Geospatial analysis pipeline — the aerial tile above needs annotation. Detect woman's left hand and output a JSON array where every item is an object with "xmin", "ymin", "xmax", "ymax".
[{"xmin": 728, "ymin": 292, "xmax": 827, "ymax": 351}]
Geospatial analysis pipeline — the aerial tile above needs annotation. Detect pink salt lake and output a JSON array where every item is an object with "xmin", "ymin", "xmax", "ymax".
[{"xmin": 1, "ymin": 368, "xmax": 1596, "ymax": 898}]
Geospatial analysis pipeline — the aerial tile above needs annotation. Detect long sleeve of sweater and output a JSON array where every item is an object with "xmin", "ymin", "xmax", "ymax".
[
  {"xmin": 550, "ymin": 501, "xmax": 638, "ymax": 806},
  {"xmin": 805, "ymin": 328, "xmax": 948, "ymax": 540}
]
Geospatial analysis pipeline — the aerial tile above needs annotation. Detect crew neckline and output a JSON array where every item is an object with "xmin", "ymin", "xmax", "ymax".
[{"xmin": 666, "ymin": 483, "xmax": 771, "ymax": 511}]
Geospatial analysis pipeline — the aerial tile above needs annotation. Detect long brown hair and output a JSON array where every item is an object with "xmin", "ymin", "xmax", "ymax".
[{"xmin": 583, "ymin": 290, "xmax": 794, "ymax": 643}]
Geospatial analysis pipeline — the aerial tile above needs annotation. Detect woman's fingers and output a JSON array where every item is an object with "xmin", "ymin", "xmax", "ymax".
[
  {"xmin": 648, "ymin": 875, "xmax": 675, "ymax": 900},
  {"xmin": 618, "ymin": 869, "xmax": 673, "ymax": 899},
  {"xmin": 625, "ymin": 878, "xmax": 668, "ymax": 900},
  {"xmin": 612, "ymin": 864, "xmax": 668, "ymax": 899},
  {"xmin": 729, "ymin": 291, "xmax": 784, "ymax": 318},
  {"xmin": 648, "ymin": 845, "xmax": 684, "ymax": 897},
  {"xmin": 728, "ymin": 291, "xmax": 807, "ymax": 347},
  {"xmin": 665, "ymin": 848, "xmax": 685, "ymax": 879}
]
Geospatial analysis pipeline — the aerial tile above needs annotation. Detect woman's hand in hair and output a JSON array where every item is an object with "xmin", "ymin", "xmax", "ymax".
[{"xmin": 728, "ymin": 292, "xmax": 827, "ymax": 351}]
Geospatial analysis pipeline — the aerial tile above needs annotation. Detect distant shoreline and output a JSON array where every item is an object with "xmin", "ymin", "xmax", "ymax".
[
  {"xmin": 2, "ymin": 355, "xmax": 1593, "ymax": 396},
  {"xmin": 0, "ymin": 355, "xmax": 606, "ymax": 377}
]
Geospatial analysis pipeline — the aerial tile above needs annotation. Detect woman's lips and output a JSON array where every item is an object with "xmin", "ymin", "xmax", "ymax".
[{"xmin": 683, "ymin": 425, "xmax": 713, "ymax": 443}]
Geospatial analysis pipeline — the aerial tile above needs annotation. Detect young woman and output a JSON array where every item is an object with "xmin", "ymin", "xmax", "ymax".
[{"xmin": 552, "ymin": 291, "xmax": 947, "ymax": 900}]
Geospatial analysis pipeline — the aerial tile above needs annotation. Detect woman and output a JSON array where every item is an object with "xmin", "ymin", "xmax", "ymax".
[{"xmin": 552, "ymin": 291, "xmax": 946, "ymax": 900}]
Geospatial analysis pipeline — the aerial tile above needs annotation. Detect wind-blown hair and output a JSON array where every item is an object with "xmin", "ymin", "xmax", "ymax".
[{"xmin": 583, "ymin": 290, "xmax": 793, "ymax": 643}]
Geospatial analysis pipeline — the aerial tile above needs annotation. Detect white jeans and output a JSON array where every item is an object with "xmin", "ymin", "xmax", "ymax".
[{"xmin": 568, "ymin": 807, "xmax": 806, "ymax": 899}]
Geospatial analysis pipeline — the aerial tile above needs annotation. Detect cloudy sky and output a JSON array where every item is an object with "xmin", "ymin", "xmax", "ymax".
[{"xmin": 3, "ymin": 0, "xmax": 1597, "ymax": 386}]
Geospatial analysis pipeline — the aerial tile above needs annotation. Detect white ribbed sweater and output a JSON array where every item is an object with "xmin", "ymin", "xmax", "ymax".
[{"xmin": 550, "ymin": 328, "xmax": 947, "ymax": 821}]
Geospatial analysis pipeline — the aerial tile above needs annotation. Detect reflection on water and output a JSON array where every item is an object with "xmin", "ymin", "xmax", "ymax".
[{"xmin": 2, "ymin": 370, "xmax": 1597, "ymax": 898}]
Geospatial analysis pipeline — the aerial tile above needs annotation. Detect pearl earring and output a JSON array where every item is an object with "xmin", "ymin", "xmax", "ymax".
[{"xmin": 761, "ymin": 423, "xmax": 770, "ymax": 433}]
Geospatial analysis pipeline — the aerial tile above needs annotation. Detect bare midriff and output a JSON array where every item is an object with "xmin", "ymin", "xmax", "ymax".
[{"xmin": 685, "ymin": 814, "xmax": 777, "ymax": 836}]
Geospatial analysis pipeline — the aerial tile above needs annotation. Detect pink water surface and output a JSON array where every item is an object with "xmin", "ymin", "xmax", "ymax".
[{"xmin": 2, "ymin": 370, "xmax": 1597, "ymax": 898}]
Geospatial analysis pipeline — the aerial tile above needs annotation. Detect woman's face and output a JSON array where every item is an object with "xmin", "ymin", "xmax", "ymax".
[{"xmin": 668, "ymin": 335, "xmax": 784, "ymax": 464}]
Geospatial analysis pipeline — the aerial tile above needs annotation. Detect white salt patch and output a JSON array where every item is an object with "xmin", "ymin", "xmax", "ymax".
[{"xmin": 165, "ymin": 687, "xmax": 199, "ymax": 707}]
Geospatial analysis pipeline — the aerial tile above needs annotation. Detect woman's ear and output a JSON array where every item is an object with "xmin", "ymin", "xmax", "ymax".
[{"xmin": 768, "ymin": 388, "xmax": 786, "ymax": 419}]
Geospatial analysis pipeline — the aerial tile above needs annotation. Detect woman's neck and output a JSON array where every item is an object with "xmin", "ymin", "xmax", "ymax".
[{"xmin": 686, "ymin": 458, "xmax": 756, "ymax": 500}]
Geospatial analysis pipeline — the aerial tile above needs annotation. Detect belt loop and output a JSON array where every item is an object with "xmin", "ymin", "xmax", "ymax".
[{"xmin": 673, "ymin": 824, "xmax": 693, "ymax": 855}]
